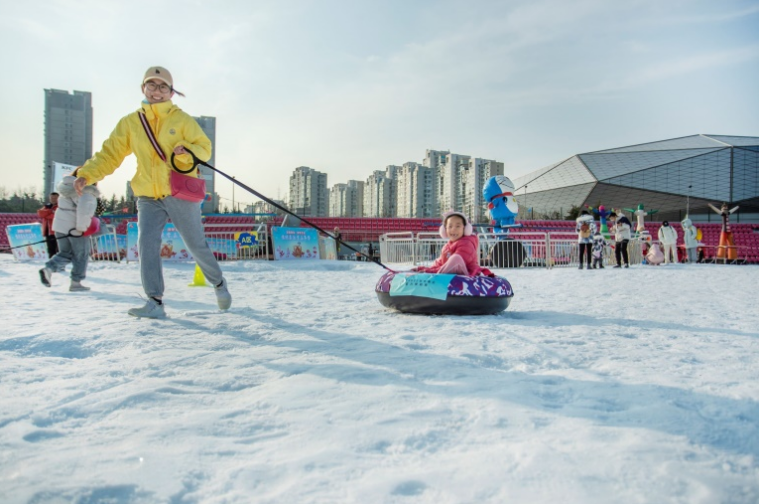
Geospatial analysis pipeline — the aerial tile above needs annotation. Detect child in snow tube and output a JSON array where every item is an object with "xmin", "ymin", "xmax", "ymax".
[{"xmin": 376, "ymin": 211, "xmax": 513, "ymax": 315}]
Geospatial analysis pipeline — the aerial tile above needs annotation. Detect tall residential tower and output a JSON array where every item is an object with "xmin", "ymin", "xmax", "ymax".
[{"xmin": 43, "ymin": 89, "xmax": 93, "ymax": 194}]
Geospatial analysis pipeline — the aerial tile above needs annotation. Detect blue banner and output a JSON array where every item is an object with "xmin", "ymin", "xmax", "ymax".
[
  {"xmin": 6, "ymin": 223, "xmax": 47, "ymax": 262},
  {"xmin": 389, "ymin": 273, "xmax": 455, "ymax": 300},
  {"xmin": 271, "ymin": 227, "xmax": 320, "ymax": 260},
  {"xmin": 126, "ymin": 222, "xmax": 192, "ymax": 261}
]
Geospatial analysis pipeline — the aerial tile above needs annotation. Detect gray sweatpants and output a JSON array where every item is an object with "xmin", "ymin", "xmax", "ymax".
[
  {"xmin": 137, "ymin": 196, "xmax": 223, "ymax": 299},
  {"xmin": 46, "ymin": 233, "xmax": 91, "ymax": 282}
]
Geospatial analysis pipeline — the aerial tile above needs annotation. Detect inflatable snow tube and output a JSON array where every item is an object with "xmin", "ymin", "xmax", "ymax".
[{"xmin": 375, "ymin": 271, "xmax": 514, "ymax": 315}]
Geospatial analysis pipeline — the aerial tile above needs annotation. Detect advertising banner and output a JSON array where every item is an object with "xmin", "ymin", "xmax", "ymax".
[
  {"xmin": 126, "ymin": 222, "xmax": 192, "ymax": 262},
  {"xmin": 319, "ymin": 236, "xmax": 337, "ymax": 260},
  {"xmin": 271, "ymin": 227, "xmax": 320, "ymax": 260},
  {"xmin": 6, "ymin": 223, "xmax": 48, "ymax": 262},
  {"xmin": 52, "ymin": 162, "xmax": 78, "ymax": 192}
]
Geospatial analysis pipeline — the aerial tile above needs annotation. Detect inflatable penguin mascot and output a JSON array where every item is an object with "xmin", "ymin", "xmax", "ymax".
[
  {"xmin": 483, "ymin": 175, "xmax": 520, "ymax": 234},
  {"xmin": 482, "ymin": 175, "xmax": 525, "ymax": 267}
]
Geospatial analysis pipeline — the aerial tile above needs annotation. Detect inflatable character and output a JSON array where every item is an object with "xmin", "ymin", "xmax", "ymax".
[
  {"xmin": 623, "ymin": 203, "xmax": 659, "ymax": 236},
  {"xmin": 681, "ymin": 217, "xmax": 699, "ymax": 263},
  {"xmin": 708, "ymin": 202, "xmax": 740, "ymax": 261},
  {"xmin": 482, "ymin": 175, "xmax": 526, "ymax": 267},
  {"xmin": 586, "ymin": 204, "xmax": 611, "ymax": 235},
  {"xmin": 483, "ymin": 175, "xmax": 519, "ymax": 234}
]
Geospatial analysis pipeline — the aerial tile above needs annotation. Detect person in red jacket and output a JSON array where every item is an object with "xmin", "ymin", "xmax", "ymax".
[
  {"xmin": 37, "ymin": 192, "xmax": 59, "ymax": 258},
  {"xmin": 415, "ymin": 210, "xmax": 490, "ymax": 276}
]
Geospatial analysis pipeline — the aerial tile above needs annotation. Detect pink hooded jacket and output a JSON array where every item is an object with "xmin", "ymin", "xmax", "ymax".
[{"xmin": 418, "ymin": 234, "xmax": 484, "ymax": 276}]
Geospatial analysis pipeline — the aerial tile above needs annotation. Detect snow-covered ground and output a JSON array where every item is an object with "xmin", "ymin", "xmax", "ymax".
[{"xmin": 1, "ymin": 254, "xmax": 758, "ymax": 504}]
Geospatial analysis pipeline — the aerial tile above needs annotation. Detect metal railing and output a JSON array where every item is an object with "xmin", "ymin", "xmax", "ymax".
[{"xmin": 379, "ymin": 231, "xmax": 645, "ymax": 269}]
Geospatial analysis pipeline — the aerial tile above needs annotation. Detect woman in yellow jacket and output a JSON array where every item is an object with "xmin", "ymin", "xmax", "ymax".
[{"xmin": 74, "ymin": 66, "xmax": 231, "ymax": 318}]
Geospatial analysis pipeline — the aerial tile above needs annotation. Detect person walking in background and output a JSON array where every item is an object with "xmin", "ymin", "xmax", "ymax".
[
  {"xmin": 333, "ymin": 227, "xmax": 342, "ymax": 259},
  {"xmin": 681, "ymin": 217, "xmax": 699, "ymax": 263},
  {"xmin": 575, "ymin": 210, "xmax": 596, "ymax": 270},
  {"xmin": 657, "ymin": 221, "xmax": 678, "ymax": 264},
  {"xmin": 608, "ymin": 211, "xmax": 632, "ymax": 268},
  {"xmin": 37, "ymin": 192, "xmax": 59, "ymax": 258},
  {"xmin": 39, "ymin": 173, "xmax": 99, "ymax": 292},
  {"xmin": 73, "ymin": 66, "xmax": 231, "ymax": 318}
]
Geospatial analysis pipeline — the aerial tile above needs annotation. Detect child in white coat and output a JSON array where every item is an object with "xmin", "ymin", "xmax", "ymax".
[{"xmin": 39, "ymin": 172, "xmax": 100, "ymax": 291}]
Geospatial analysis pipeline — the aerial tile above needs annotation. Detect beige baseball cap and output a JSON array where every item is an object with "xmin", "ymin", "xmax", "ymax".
[
  {"xmin": 143, "ymin": 66, "xmax": 173, "ymax": 86},
  {"xmin": 143, "ymin": 66, "xmax": 185, "ymax": 96}
]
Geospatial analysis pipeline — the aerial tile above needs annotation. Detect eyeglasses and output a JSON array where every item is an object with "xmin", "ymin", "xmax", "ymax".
[{"xmin": 144, "ymin": 82, "xmax": 171, "ymax": 93}]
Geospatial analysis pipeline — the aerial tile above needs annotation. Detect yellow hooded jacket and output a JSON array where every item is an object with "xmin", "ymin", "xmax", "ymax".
[{"xmin": 77, "ymin": 100, "xmax": 212, "ymax": 199}]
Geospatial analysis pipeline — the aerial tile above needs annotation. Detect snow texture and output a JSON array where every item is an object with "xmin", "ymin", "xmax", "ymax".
[{"xmin": 1, "ymin": 255, "xmax": 758, "ymax": 503}]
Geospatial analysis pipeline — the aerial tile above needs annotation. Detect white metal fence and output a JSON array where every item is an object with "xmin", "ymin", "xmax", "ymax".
[{"xmin": 379, "ymin": 231, "xmax": 644, "ymax": 269}]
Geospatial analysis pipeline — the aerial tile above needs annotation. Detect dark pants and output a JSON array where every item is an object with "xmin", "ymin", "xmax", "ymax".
[
  {"xmin": 45, "ymin": 234, "xmax": 58, "ymax": 258},
  {"xmin": 579, "ymin": 243, "xmax": 592, "ymax": 266},
  {"xmin": 615, "ymin": 239, "xmax": 630, "ymax": 266}
]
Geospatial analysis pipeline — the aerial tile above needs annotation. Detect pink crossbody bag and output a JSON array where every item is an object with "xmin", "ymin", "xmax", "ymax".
[{"xmin": 138, "ymin": 112, "xmax": 206, "ymax": 203}]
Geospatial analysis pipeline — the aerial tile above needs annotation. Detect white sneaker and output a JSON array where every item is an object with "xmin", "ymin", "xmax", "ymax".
[
  {"xmin": 39, "ymin": 268, "xmax": 52, "ymax": 287},
  {"xmin": 128, "ymin": 298, "xmax": 166, "ymax": 318},
  {"xmin": 69, "ymin": 280, "xmax": 91, "ymax": 292},
  {"xmin": 214, "ymin": 278, "xmax": 232, "ymax": 310}
]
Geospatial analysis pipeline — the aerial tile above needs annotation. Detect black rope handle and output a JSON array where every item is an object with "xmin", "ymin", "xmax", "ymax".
[
  {"xmin": 170, "ymin": 151, "xmax": 198, "ymax": 174},
  {"xmin": 179, "ymin": 148, "xmax": 396, "ymax": 272}
]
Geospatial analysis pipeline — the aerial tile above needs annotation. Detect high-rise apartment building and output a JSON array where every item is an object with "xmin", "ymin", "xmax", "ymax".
[
  {"xmin": 193, "ymin": 116, "xmax": 216, "ymax": 214},
  {"xmin": 396, "ymin": 162, "xmax": 435, "ymax": 218},
  {"xmin": 424, "ymin": 149, "xmax": 503, "ymax": 222},
  {"xmin": 329, "ymin": 180, "xmax": 364, "ymax": 217},
  {"xmin": 43, "ymin": 89, "xmax": 93, "ymax": 194},
  {"xmin": 289, "ymin": 166, "xmax": 328, "ymax": 216},
  {"xmin": 363, "ymin": 166, "xmax": 398, "ymax": 217}
]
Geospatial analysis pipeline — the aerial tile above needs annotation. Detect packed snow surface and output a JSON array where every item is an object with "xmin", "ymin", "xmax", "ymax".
[{"xmin": 1, "ymin": 255, "xmax": 758, "ymax": 503}]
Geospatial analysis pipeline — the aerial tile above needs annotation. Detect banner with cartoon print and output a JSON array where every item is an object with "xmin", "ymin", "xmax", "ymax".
[
  {"xmin": 319, "ymin": 236, "xmax": 337, "ymax": 260},
  {"xmin": 6, "ymin": 223, "xmax": 48, "ymax": 261},
  {"xmin": 271, "ymin": 227, "xmax": 320, "ymax": 260},
  {"xmin": 126, "ymin": 222, "xmax": 192, "ymax": 262}
]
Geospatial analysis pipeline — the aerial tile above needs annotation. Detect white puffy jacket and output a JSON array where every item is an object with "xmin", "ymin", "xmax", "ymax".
[
  {"xmin": 576, "ymin": 214, "xmax": 596, "ymax": 243},
  {"xmin": 682, "ymin": 219, "xmax": 699, "ymax": 248},
  {"xmin": 658, "ymin": 224, "xmax": 678, "ymax": 245},
  {"xmin": 51, "ymin": 176, "xmax": 101, "ymax": 236}
]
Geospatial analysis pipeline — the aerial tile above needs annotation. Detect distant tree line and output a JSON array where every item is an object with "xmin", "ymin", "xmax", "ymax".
[{"xmin": 0, "ymin": 187, "xmax": 133, "ymax": 214}]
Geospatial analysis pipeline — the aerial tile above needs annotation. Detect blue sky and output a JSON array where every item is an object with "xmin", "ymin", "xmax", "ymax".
[{"xmin": 1, "ymin": 0, "xmax": 758, "ymax": 208}]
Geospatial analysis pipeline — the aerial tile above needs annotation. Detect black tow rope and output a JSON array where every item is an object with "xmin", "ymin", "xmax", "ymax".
[
  {"xmin": 173, "ymin": 149, "xmax": 397, "ymax": 272},
  {"xmin": 0, "ymin": 229, "xmax": 85, "ymax": 253}
]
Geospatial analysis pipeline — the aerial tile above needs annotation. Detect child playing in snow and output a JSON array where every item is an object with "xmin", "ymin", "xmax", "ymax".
[
  {"xmin": 414, "ymin": 211, "xmax": 491, "ymax": 276},
  {"xmin": 39, "ymin": 170, "xmax": 100, "ymax": 292},
  {"xmin": 591, "ymin": 231, "xmax": 606, "ymax": 269}
]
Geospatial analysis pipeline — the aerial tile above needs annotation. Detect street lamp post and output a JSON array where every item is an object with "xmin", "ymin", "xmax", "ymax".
[{"xmin": 524, "ymin": 185, "xmax": 528, "ymax": 220}]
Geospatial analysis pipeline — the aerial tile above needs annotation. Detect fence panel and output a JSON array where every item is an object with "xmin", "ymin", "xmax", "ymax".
[
  {"xmin": 379, "ymin": 232, "xmax": 414, "ymax": 264},
  {"xmin": 89, "ymin": 226, "xmax": 123, "ymax": 263}
]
